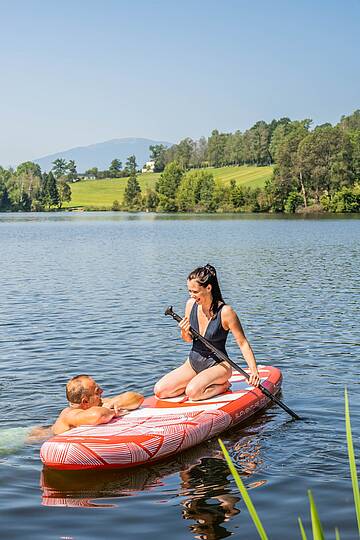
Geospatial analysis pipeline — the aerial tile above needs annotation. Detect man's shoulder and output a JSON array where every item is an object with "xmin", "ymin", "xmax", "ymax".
[
  {"xmin": 63, "ymin": 405, "xmax": 103, "ymax": 419},
  {"xmin": 59, "ymin": 406, "xmax": 79, "ymax": 421},
  {"xmin": 58, "ymin": 406, "xmax": 70, "ymax": 416},
  {"xmin": 51, "ymin": 406, "xmax": 74, "ymax": 435}
]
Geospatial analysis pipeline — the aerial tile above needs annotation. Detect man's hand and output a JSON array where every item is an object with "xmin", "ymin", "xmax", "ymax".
[
  {"xmin": 103, "ymin": 392, "xmax": 144, "ymax": 412},
  {"xmin": 111, "ymin": 404, "xmax": 129, "ymax": 416}
]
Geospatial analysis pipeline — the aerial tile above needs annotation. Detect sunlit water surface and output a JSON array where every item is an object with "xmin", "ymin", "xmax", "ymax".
[{"xmin": 0, "ymin": 212, "xmax": 359, "ymax": 540}]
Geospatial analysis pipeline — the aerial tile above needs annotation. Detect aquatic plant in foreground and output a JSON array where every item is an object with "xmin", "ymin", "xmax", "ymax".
[{"xmin": 219, "ymin": 388, "xmax": 360, "ymax": 539}]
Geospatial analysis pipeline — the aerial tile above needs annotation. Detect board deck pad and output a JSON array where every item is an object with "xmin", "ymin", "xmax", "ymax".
[{"xmin": 40, "ymin": 366, "xmax": 282, "ymax": 470}]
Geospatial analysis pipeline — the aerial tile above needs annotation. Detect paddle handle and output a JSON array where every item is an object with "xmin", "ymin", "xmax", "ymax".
[{"xmin": 164, "ymin": 306, "xmax": 301, "ymax": 420}]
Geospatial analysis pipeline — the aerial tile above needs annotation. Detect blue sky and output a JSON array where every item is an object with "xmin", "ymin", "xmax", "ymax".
[{"xmin": 0, "ymin": 0, "xmax": 359, "ymax": 166}]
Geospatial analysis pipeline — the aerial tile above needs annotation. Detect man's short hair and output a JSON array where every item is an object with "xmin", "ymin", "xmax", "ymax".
[{"xmin": 66, "ymin": 374, "xmax": 91, "ymax": 404}]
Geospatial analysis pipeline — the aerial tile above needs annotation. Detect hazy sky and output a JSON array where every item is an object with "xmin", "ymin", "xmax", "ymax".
[{"xmin": 0, "ymin": 0, "xmax": 359, "ymax": 166}]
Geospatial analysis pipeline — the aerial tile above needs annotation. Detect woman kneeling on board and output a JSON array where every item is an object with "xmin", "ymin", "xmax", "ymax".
[{"xmin": 155, "ymin": 264, "xmax": 260, "ymax": 401}]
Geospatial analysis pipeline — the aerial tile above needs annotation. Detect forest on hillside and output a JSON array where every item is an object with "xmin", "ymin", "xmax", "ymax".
[
  {"xmin": 124, "ymin": 109, "xmax": 360, "ymax": 213},
  {"xmin": 1, "ymin": 110, "xmax": 359, "ymax": 213}
]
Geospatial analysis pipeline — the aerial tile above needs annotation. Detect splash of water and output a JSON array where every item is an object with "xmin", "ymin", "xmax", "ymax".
[{"xmin": 0, "ymin": 427, "xmax": 31, "ymax": 455}]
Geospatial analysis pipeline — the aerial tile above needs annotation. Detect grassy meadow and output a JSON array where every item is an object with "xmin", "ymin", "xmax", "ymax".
[
  {"xmin": 206, "ymin": 165, "xmax": 273, "ymax": 188},
  {"xmin": 63, "ymin": 165, "xmax": 273, "ymax": 209}
]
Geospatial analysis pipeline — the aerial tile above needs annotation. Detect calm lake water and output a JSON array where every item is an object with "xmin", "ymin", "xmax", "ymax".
[{"xmin": 0, "ymin": 212, "xmax": 359, "ymax": 540}]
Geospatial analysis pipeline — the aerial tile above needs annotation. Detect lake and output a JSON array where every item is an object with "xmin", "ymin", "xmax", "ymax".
[{"xmin": 0, "ymin": 212, "xmax": 359, "ymax": 540}]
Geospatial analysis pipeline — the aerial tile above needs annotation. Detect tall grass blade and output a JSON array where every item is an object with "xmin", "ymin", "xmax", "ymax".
[
  {"xmin": 335, "ymin": 527, "xmax": 340, "ymax": 540},
  {"xmin": 298, "ymin": 517, "xmax": 308, "ymax": 540},
  {"xmin": 345, "ymin": 387, "xmax": 360, "ymax": 536},
  {"xmin": 308, "ymin": 490, "xmax": 325, "ymax": 540},
  {"xmin": 219, "ymin": 438, "xmax": 269, "ymax": 540}
]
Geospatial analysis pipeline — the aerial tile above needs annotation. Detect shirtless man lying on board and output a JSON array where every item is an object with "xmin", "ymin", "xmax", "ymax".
[{"xmin": 29, "ymin": 374, "xmax": 144, "ymax": 439}]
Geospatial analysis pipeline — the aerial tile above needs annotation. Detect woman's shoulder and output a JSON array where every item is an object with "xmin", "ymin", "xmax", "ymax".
[
  {"xmin": 220, "ymin": 304, "xmax": 240, "ymax": 330},
  {"xmin": 220, "ymin": 303, "xmax": 233, "ymax": 312},
  {"xmin": 220, "ymin": 304, "xmax": 237, "ymax": 319}
]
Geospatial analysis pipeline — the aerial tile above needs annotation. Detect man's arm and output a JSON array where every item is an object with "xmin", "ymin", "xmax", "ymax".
[
  {"xmin": 51, "ymin": 406, "xmax": 117, "ymax": 435},
  {"xmin": 73, "ymin": 406, "xmax": 116, "ymax": 426},
  {"xmin": 102, "ymin": 391, "xmax": 144, "ymax": 413}
]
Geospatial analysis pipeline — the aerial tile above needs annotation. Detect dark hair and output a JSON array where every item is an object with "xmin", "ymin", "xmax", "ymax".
[
  {"xmin": 187, "ymin": 264, "xmax": 225, "ymax": 315},
  {"xmin": 66, "ymin": 374, "xmax": 91, "ymax": 404}
]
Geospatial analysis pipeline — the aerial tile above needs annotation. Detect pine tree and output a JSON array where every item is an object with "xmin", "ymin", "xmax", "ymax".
[
  {"xmin": 41, "ymin": 173, "xmax": 51, "ymax": 208},
  {"xmin": 41, "ymin": 171, "xmax": 59, "ymax": 209},
  {"xmin": 123, "ymin": 173, "xmax": 141, "ymax": 209},
  {"xmin": 47, "ymin": 172, "xmax": 59, "ymax": 207}
]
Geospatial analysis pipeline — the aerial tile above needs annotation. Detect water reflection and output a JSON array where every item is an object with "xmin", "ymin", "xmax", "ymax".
[
  {"xmin": 41, "ymin": 419, "xmax": 266, "ymax": 539},
  {"xmin": 180, "ymin": 458, "xmax": 240, "ymax": 540},
  {"xmin": 2, "ymin": 211, "xmax": 358, "ymax": 225},
  {"xmin": 40, "ymin": 441, "xmax": 223, "ymax": 507},
  {"xmin": 179, "ymin": 436, "xmax": 264, "ymax": 540}
]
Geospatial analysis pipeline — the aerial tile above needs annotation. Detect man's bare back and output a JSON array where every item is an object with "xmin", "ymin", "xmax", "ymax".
[
  {"xmin": 29, "ymin": 375, "xmax": 144, "ymax": 440},
  {"xmin": 51, "ymin": 389, "xmax": 144, "ymax": 435}
]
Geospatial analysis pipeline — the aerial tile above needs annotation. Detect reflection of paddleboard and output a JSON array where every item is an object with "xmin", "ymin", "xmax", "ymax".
[
  {"xmin": 41, "ymin": 440, "xmax": 224, "ymax": 507},
  {"xmin": 40, "ymin": 366, "xmax": 281, "ymax": 471}
]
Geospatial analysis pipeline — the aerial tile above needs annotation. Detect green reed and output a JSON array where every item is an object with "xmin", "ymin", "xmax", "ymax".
[
  {"xmin": 345, "ymin": 388, "xmax": 360, "ymax": 535},
  {"xmin": 218, "ymin": 438, "xmax": 269, "ymax": 539},
  {"xmin": 219, "ymin": 388, "xmax": 359, "ymax": 539}
]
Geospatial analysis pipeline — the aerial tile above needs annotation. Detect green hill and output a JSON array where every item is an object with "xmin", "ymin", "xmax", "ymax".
[{"xmin": 63, "ymin": 165, "xmax": 273, "ymax": 209}]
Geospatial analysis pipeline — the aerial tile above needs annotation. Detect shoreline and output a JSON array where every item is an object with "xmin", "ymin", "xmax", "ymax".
[{"xmin": 1, "ymin": 209, "xmax": 359, "ymax": 219}]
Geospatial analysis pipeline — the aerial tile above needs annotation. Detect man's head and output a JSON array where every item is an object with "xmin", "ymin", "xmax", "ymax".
[{"xmin": 66, "ymin": 375, "xmax": 103, "ymax": 409}]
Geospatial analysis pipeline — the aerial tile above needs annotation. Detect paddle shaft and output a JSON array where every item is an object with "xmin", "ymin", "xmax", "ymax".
[{"xmin": 165, "ymin": 306, "xmax": 300, "ymax": 421}]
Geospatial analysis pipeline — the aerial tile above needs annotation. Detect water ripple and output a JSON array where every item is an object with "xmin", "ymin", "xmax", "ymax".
[{"xmin": 0, "ymin": 213, "xmax": 359, "ymax": 540}]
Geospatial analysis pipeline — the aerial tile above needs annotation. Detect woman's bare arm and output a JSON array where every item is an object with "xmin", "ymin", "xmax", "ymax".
[{"xmin": 222, "ymin": 305, "xmax": 260, "ymax": 386}]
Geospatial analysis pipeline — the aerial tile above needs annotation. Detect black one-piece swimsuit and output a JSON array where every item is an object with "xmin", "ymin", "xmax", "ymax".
[{"xmin": 188, "ymin": 303, "xmax": 229, "ymax": 374}]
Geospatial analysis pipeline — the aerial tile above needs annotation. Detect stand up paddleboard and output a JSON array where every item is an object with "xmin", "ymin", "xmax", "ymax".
[{"xmin": 40, "ymin": 365, "xmax": 281, "ymax": 470}]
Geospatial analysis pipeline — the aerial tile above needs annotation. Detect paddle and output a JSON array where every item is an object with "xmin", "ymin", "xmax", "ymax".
[{"xmin": 165, "ymin": 306, "xmax": 301, "ymax": 421}]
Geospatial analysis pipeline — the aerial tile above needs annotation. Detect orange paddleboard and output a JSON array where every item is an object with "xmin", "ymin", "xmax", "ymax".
[{"xmin": 40, "ymin": 365, "xmax": 282, "ymax": 470}]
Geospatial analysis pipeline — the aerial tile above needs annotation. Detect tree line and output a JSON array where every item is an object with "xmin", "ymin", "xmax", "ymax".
[
  {"xmin": 0, "ymin": 160, "xmax": 72, "ymax": 211},
  {"xmin": 148, "ymin": 110, "xmax": 360, "ymax": 173},
  {"xmin": 84, "ymin": 156, "xmax": 138, "ymax": 179},
  {"xmin": 121, "ymin": 109, "xmax": 359, "ymax": 213}
]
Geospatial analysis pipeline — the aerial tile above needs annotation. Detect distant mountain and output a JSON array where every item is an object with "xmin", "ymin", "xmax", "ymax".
[{"xmin": 33, "ymin": 137, "xmax": 173, "ymax": 172}]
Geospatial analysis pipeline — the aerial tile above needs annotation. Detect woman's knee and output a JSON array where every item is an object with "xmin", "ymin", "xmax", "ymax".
[
  {"xmin": 154, "ymin": 377, "xmax": 183, "ymax": 399},
  {"xmin": 185, "ymin": 380, "xmax": 202, "ymax": 401},
  {"xmin": 154, "ymin": 380, "xmax": 167, "ymax": 398}
]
